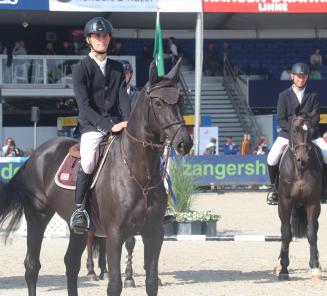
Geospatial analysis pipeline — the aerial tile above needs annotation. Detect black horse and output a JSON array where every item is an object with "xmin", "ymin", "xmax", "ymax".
[
  {"xmin": 0, "ymin": 59, "xmax": 192, "ymax": 296},
  {"xmin": 274, "ymin": 110, "xmax": 323, "ymax": 281}
]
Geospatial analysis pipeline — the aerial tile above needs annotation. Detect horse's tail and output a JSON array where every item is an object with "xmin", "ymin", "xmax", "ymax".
[
  {"xmin": 92, "ymin": 236, "xmax": 102, "ymax": 258},
  {"xmin": 0, "ymin": 180, "xmax": 24, "ymax": 243},
  {"xmin": 291, "ymin": 206, "xmax": 307, "ymax": 238}
]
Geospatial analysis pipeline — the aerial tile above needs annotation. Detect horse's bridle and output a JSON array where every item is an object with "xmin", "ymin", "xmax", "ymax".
[
  {"xmin": 121, "ymin": 84, "xmax": 185, "ymax": 226},
  {"xmin": 290, "ymin": 117, "xmax": 312, "ymax": 154}
]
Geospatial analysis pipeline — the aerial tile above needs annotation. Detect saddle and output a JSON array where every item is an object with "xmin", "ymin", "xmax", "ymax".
[{"xmin": 54, "ymin": 136, "xmax": 115, "ymax": 190}]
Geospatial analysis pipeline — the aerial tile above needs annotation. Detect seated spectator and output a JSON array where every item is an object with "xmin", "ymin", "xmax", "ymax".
[
  {"xmin": 323, "ymin": 132, "xmax": 327, "ymax": 144},
  {"xmin": 1, "ymin": 137, "xmax": 23, "ymax": 157},
  {"xmin": 253, "ymin": 136, "xmax": 269, "ymax": 155},
  {"xmin": 62, "ymin": 40, "xmax": 74, "ymax": 55},
  {"xmin": 142, "ymin": 44, "xmax": 152, "ymax": 60},
  {"xmin": 110, "ymin": 41, "xmax": 124, "ymax": 56},
  {"xmin": 12, "ymin": 40, "xmax": 27, "ymax": 56},
  {"xmin": 310, "ymin": 66, "xmax": 321, "ymax": 80},
  {"xmin": 0, "ymin": 41, "xmax": 7, "ymax": 54},
  {"xmin": 280, "ymin": 65, "xmax": 292, "ymax": 80},
  {"xmin": 43, "ymin": 42, "xmax": 56, "ymax": 55},
  {"xmin": 204, "ymin": 42, "xmax": 221, "ymax": 76},
  {"xmin": 204, "ymin": 137, "xmax": 217, "ymax": 155},
  {"xmin": 240, "ymin": 133, "xmax": 251, "ymax": 155},
  {"xmin": 223, "ymin": 136, "xmax": 238, "ymax": 155},
  {"xmin": 310, "ymin": 48, "xmax": 322, "ymax": 65}
]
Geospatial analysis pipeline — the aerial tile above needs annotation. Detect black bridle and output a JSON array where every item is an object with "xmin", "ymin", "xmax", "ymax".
[{"xmin": 290, "ymin": 116, "xmax": 312, "ymax": 155}]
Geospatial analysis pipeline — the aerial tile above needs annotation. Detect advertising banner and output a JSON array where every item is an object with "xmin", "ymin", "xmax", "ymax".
[
  {"xmin": 50, "ymin": 0, "xmax": 202, "ymax": 12},
  {"xmin": 183, "ymin": 155, "xmax": 269, "ymax": 185},
  {"xmin": 0, "ymin": 0, "xmax": 48, "ymax": 11},
  {"xmin": 203, "ymin": 0, "xmax": 327, "ymax": 13},
  {"xmin": 0, "ymin": 157, "xmax": 27, "ymax": 183},
  {"xmin": 50, "ymin": 0, "xmax": 158, "ymax": 12}
]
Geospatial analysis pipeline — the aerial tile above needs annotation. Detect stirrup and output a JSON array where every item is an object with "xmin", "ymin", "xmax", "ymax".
[
  {"xmin": 267, "ymin": 191, "xmax": 278, "ymax": 205},
  {"xmin": 70, "ymin": 208, "xmax": 91, "ymax": 233}
]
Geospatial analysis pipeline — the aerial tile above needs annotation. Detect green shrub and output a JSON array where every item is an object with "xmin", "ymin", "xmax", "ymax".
[{"xmin": 169, "ymin": 157, "xmax": 198, "ymax": 213}]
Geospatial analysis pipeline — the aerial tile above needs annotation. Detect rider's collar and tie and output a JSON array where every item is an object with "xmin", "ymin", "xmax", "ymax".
[{"xmin": 88, "ymin": 52, "xmax": 108, "ymax": 76}]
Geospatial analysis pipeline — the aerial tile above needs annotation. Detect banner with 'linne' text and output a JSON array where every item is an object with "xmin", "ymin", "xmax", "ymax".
[{"xmin": 203, "ymin": 0, "xmax": 327, "ymax": 13}]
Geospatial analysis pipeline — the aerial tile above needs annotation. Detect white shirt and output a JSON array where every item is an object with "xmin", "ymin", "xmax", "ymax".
[
  {"xmin": 88, "ymin": 52, "xmax": 107, "ymax": 75},
  {"xmin": 292, "ymin": 86, "xmax": 305, "ymax": 104}
]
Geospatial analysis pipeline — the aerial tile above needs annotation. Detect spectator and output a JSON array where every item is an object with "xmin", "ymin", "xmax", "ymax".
[
  {"xmin": 0, "ymin": 41, "xmax": 7, "ymax": 54},
  {"xmin": 1, "ymin": 137, "xmax": 23, "ymax": 157},
  {"xmin": 310, "ymin": 48, "xmax": 322, "ymax": 65},
  {"xmin": 222, "ymin": 41, "xmax": 229, "ymax": 63},
  {"xmin": 280, "ymin": 65, "xmax": 292, "ymax": 80},
  {"xmin": 110, "ymin": 41, "xmax": 124, "ymax": 56},
  {"xmin": 253, "ymin": 136, "xmax": 269, "ymax": 155},
  {"xmin": 203, "ymin": 42, "xmax": 220, "ymax": 76},
  {"xmin": 142, "ymin": 44, "xmax": 152, "ymax": 60},
  {"xmin": 12, "ymin": 40, "xmax": 27, "ymax": 56},
  {"xmin": 168, "ymin": 37, "xmax": 178, "ymax": 65},
  {"xmin": 323, "ymin": 132, "xmax": 327, "ymax": 144},
  {"xmin": 240, "ymin": 133, "xmax": 251, "ymax": 155},
  {"xmin": 223, "ymin": 136, "xmax": 238, "ymax": 155},
  {"xmin": 62, "ymin": 40, "xmax": 74, "ymax": 55},
  {"xmin": 122, "ymin": 60, "xmax": 139, "ymax": 111},
  {"xmin": 204, "ymin": 137, "xmax": 217, "ymax": 155},
  {"xmin": 43, "ymin": 42, "xmax": 56, "ymax": 55},
  {"xmin": 310, "ymin": 66, "xmax": 321, "ymax": 80}
]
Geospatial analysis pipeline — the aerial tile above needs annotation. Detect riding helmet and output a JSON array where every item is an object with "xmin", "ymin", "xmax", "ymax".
[
  {"xmin": 291, "ymin": 63, "xmax": 309, "ymax": 76},
  {"xmin": 84, "ymin": 17, "xmax": 113, "ymax": 37}
]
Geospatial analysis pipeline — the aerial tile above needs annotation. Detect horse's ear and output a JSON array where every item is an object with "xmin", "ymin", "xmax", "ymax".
[
  {"xmin": 308, "ymin": 110, "xmax": 316, "ymax": 119},
  {"xmin": 295, "ymin": 105, "xmax": 301, "ymax": 116},
  {"xmin": 149, "ymin": 60, "xmax": 159, "ymax": 86},
  {"xmin": 165, "ymin": 56, "xmax": 182, "ymax": 83}
]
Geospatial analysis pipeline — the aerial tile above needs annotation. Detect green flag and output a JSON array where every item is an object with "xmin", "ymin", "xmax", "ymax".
[{"xmin": 153, "ymin": 12, "xmax": 165, "ymax": 76}]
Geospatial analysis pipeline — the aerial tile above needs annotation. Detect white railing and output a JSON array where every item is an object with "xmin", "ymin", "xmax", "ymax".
[{"xmin": 0, "ymin": 54, "xmax": 136, "ymax": 86}]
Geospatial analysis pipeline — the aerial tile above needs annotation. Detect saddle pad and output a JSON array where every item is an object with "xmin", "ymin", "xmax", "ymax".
[{"xmin": 54, "ymin": 136, "xmax": 116, "ymax": 190}]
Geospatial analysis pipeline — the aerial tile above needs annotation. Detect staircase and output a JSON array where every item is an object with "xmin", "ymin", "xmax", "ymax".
[{"xmin": 179, "ymin": 63, "xmax": 245, "ymax": 153}]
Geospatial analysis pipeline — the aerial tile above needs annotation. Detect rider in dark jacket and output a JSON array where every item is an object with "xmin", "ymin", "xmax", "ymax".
[
  {"xmin": 70, "ymin": 17, "xmax": 130, "ymax": 232},
  {"xmin": 267, "ymin": 63, "xmax": 327, "ymax": 205}
]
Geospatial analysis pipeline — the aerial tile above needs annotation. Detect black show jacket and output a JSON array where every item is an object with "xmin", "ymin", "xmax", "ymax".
[{"xmin": 72, "ymin": 55, "xmax": 131, "ymax": 134}]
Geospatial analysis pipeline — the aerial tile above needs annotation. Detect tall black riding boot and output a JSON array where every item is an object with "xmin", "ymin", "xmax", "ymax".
[
  {"xmin": 70, "ymin": 168, "xmax": 92, "ymax": 233},
  {"xmin": 267, "ymin": 164, "xmax": 279, "ymax": 205},
  {"xmin": 322, "ymin": 164, "xmax": 327, "ymax": 204}
]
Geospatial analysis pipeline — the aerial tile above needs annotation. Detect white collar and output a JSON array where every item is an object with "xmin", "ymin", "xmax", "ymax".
[
  {"xmin": 292, "ymin": 85, "xmax": 305, "ymax": 96},
  {"xmin": 89, "ymin": 52, "xmax": 107, "ymax": 69}
]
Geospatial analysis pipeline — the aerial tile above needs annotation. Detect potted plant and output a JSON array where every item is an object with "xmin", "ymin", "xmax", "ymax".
[
  {"xmin": 199, "ymin": 211, "xmax": 220, "ymax": 237},
  {"xmin": 176, "ymin": 211, "xmax": 202, "ymax": 235}
]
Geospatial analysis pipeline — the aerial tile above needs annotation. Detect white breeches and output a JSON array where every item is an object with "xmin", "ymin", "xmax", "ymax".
[
  {"xmin": 80, "ymin": 131, "xmax": 105, "ymax": 174},
  {"xmin": 267, "ymin": 136, "xmax": 327, "ymax": 166}
]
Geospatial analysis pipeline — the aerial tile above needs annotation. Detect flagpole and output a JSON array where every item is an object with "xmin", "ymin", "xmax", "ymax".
[{"xmin": 194, "ymin": 12, "xmax": 203, "ymax": 155}]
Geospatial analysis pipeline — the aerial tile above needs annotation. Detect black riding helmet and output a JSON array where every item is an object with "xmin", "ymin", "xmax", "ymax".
[
  {"xmin": 291, "ymin": 63, "xmax": 309, "ymax": 76},
  {"xmin": 84, "ymin": 17, "xmax": 113, "ymax": 37}
]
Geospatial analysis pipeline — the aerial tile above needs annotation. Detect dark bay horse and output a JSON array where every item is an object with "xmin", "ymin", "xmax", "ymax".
[
  {"xmin": 274, "ymin": 110, "xmax": 323, "ymax": 281},
  {"xmin": 0, "ymin": 59, "xmax": 192, "ymax": 296}
]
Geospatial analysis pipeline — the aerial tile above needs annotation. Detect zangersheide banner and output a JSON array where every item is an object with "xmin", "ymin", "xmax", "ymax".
[{"xmin": 203, "ymin": 0, "xmax": 327, "ymax": 13}]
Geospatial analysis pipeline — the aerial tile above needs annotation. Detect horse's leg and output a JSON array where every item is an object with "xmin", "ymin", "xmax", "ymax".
[
  {"xmin": 106, "ymin": 231, "xmax": 124, "ymax": 296},
  {"xmin": 24, "ymin": 208, "xmax": 54, "ymax": 296},
  {"xmin": 276, "ymin": 199, "xmax": 292, "ymax": 281},
  {"xmin": 124, "ymin": 236, "xmax": 136, "ymax": 288},
  {"xmin": 142, "ymin": 227, "xmax": 164, "ymax": 296},
  {"xmin": 86, "ymin": 231, "xmax": 98, "ymax": 281},
  {"xmin": 98, "ymin": 237, "xmax": 109, "ymax": 280},
  {"xmin": 64, "ymin": 231, "xmax": 87, "ymax": 296},
  {"xmin": 306, "ymin": 203, "xmax": 322, "ymax": 280}
]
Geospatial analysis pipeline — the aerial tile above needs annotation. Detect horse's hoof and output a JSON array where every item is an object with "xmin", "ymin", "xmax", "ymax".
[
  {"xmin": 99, "ymin": 272, "xmax": 109, "ymax": 281},
  {"xmin": 312, "ymin": 268, "xmax": 323, "ymax": 281},
  {"xmin": 124, "ymin": 279, "xmax": 136, "ymax": 288},
  {"xmin": 273, "ymin": 264, "xmax": 282, "ymax": 276},
  {"xmin": 278, "ymin": 273, "xmax": 289, "ymax": 281},
  {"xmin": 158, "ymin": 278, "xmax": 163, "ymax": 286},
  {"xmin": 87, "ymin": 273, "xmax": 98, "ymax": 281}
]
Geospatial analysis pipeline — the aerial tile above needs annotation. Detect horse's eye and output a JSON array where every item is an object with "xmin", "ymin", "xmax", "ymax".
[{"xmin": 154, "ymin": 99, "xmax": 162, "ymax": 107}]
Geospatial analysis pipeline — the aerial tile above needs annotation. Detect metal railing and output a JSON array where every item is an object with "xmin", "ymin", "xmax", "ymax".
[
  {"xmin": 223, "ymin": 58, "xmax": 262, "ymax": 143},
  {"xmin": 0, "ymin": 54, "xmax": 136, "ymax": 87},
  {"xmin": 178, "ymin": 70, "xmax": 194, "ymax": 114}
]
